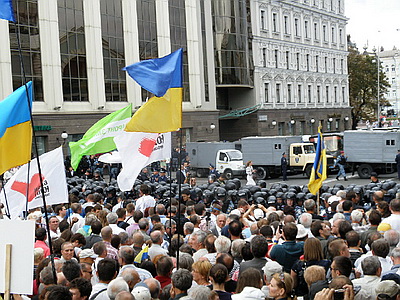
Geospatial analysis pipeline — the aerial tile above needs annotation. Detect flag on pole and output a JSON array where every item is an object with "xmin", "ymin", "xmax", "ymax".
[
  {"xmin": 116, "ymin": 132, "xmax": 171, "ymax": 191},
  {"xmin": 308, "ymin": 126, "xmax": 327, "ymax": 195},
  {"xmin": 0, "ymin": 81, "xmax": 33, "ymax": 175},
  {"xmin": 123, "ymin": 48, "xmax": 183, "ymax": 133},
  {"xmin": 0, "ymin": 147, "xmax": 68, "ymax": 219},
  {"xmin": 69, "ymin": 104, "xmax": 132, "ymax": 170},
  {"xmin": 0, "ymin": 0, "xmax": 15, "ymax": 22},
  {"xmin": 134, "ymin": 245, "xmax": 149, "ymax": 264}
]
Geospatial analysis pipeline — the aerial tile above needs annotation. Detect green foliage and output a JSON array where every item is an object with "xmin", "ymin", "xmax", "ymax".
[{"xmin": 348, "ymin": 42, "xmax": 390, "ymax": 129}]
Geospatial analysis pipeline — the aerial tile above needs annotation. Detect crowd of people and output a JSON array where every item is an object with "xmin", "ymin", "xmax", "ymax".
[{"xmin": 4, "ymin": 160, "xmax": 400, "ymax": 300}]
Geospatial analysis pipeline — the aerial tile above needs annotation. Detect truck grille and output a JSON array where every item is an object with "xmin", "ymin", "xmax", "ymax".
[{"xmin": 327, "ymin": 157, "xmax": 335, "ymax": 167}]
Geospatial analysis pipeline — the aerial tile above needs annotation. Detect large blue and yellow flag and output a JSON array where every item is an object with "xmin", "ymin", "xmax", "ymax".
[
  {"xmin": 0, "ymin": 81, "xmax": 33, "ymax": 175},
  {"xmin": 123, "ymin": 48, "xmax": 183, "ymax": 133},
  {"xmin": 0, "ymin": 0, "xmax": 15, "ymax": 22},
  {"xmin": 308, "ymin": 126, "xmax": 327, "ymax": 195},
  {"xmin": 134, "ymin": 245, "xmax": 149, "ymax": 264}
]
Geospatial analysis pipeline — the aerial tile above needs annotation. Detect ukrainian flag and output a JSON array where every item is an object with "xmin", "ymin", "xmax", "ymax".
[
  {"xmin": 308, "ymin": 126, "xmax": 327, "ymax": 195},
  {"xmin": 0, "ymin": 81, "xmax": 33, "ymax": 175},
  {"xmin": 123, "ymin": 48, "xmax": 183, "ymax": 133},
  {"xmin": 134, "ymin": 245, "xmax": 149, "ymax": 264}
]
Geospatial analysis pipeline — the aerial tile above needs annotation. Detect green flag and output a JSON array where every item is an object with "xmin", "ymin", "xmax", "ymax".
[{"xmin": 69, "ymin": 104, "xmax": 132, "ymax": 170}]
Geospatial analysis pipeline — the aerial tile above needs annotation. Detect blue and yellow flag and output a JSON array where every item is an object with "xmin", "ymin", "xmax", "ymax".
[
  {"xmin": 308, "ymin": 126, "xmax": 327, "ymax": 195},
  {"xmin": 0, "ymin": 0, "xmax": 15, "ymax": 22},
  {"xmin": 123, "ymin": 48, "xmax": 183, "ymax": 133},
  {"xmin": 134, "ymin": 245, "xmax": 149, "ymax": 264},
  {"xmin": 0, "ymin": 81, "xmax": 33, "ymax": 175}
]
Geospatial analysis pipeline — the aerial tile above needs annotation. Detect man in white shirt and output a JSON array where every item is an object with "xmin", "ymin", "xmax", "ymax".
[
  {"xmin": 135, "ymin": 184, "xmax": 155, "ymax": 214},
  {"xmin": 90, "ymin": 258, "xmax": 118, "ymax": 300},
  {"xmin": 106, "ymin": 212, "xmax": 125, "ymax": 235},
  {"xmin": 148, "ymin": 230, "xmax": 168, "ymax": 260},
  {"xmin": 352, "ymin": 256, "xmax": 382, "ymax": 300},
  {"xmin": 189, "ymin": 230, "xmax": 208, "ymax": 262},
  {"xmin": 383, "ymin": 199, "xmax": 400, "ymax": 231}
]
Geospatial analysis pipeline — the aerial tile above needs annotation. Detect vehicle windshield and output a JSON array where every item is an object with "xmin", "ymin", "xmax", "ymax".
[
  {"xmin": 303, "ymin": 144, "xmax": 315, "ymax": 154},
  {"xmin": 324, "ymin": 136, "xmax": 340, "ymax": 152},
  {"xmin": 226, "ymin": 150, "xmax": 242, "ymax": 161}
]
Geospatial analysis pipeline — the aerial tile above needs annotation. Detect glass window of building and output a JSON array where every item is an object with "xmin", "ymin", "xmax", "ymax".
[
  {"xmin": 331, "ymin": 26, "xmax": 335, "ymax": 43},
  {"xmin": 287, "ymin": 84, "xmax": 292, "ymax": 103},
  {"xmin": 314, "ymin": 22, "xmax": 318, "ymax": 40},
  {"xmin": 284, "ymin": 15, "xmax": 289, "ymax": 34},
  {"xmin": 333, "ymin": 58, "xmax": 336, "ymax": 74},
  {"xmin": 308, "ymin": 85, "xmax": 312, "ymax": 103},
  {"xmin": 294, "ymin": 18, "xmax": 299, "ymax": 36},
  {"xmin": 298, "ymin": 84, "xmax": 302, "ymax": 103},
  {"xmin": 317, "ymin": 85, "xmax": 321, "ymax": 103},
  {"xmin": 58, "ymin": 0, "xmax": 88, "ymax": 101},
  {"xmin": 272, "ymin": 13, "xmax": 278, "ymax": 32},
  {"xmin": 334, "ymin": 86, "xmax": 337, "ymax": 102},
  {"xmin": 316, "ymin": 55, "xmax": 319, "ymax": 72},
  {"xmin": 261, "ymin": 10, "xmax": 265, "ymax": 30},
  {"xmin": 276, "ymin": 83, "xmax": 281, "ymax": 103},
  {"xmin": 306, "ymin": 54, "xmax": 310, "ymax": 71},
  {"xmin": 264, "ymin": 83, "xmax": 269, "ymax": 103},
  {"xmin": 323, "ymin": 25, "xmax": 327, "ymax": 41},
  {"xmin": 100, "ymin": 0, "xmax": 126, "ymax": 102},
  {"xmin": 10, "ymin": 0, "xmax": 43, "ymax": 101},
  {"xmin": 286, "ymin": 51, "xmax": 290, "ymax": 69},
  {"xmin": 296, "ymin": 53, "xmax": 300, "ymax": 70},
  {"xmin": 275, "ymin": 50, "xmax": 279, "ymax": 68},
  {"xmin": 278, "ymin": 122, "xmax": 285, "ymax": 135},
  {"xmin": 342, "ymin": 87, "xmax": 346, "ymax": 104},
  {"xmin": 326, "ymin": 85, "xmax": 329, "ymax": 103},
  {"xmin": 304, "ymin": 20, "xmax": 309, "ymax": 38},
  {"xmin": 324, "ymin": 57, "xmax": 327, "ymax": 73},
  {"xmin": 263, "ymin": 48, "xmax": 266, "ymax": 67}
]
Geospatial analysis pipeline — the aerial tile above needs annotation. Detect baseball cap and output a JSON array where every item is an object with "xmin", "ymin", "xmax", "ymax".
[
  {"xmin": 131, "ymin": 286, "xmax": 151, "ymax": 300},
  {"xmin": 296, "ymin": 224, "xmax": 308, "ymax": 239},
  {"xmin": 254, "ymin": 208, "xmax": 264, "ymax": 220},
  {"xmin": 230, "ymin": 209, "xmax": 241, "ymax": 217},
  {"xmin": 79, "ymin": 249, "xmax": 98, "ymax": 259},
  {"xmin": 375, "ymin": 280, "xmax": 400, "ymax": 298}
]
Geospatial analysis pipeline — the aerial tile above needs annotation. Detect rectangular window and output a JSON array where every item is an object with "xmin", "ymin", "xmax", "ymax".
[
  {"xmin": 314, "ymin": 23, "xmax": 318, "ymax": 40},
  {"xmin": 325, "ymin": 57, "xmax": 328, "ymax": 73},
  {"xmin": 323, "ymin": 25, "xmax": 327, "ymax": 41},
  {"xmin": 334, "ymin": 86, "xmax": 338, "ymax": 102},
  {"xmin": 263, "ymin": 48, "xmax": 266, "ymax": 67},
  {"xmin": 300, "ymin": 121, "xmax": 306, "ymax": 135},
  {"xmin": 264, "ymin": 83, "xmax": 269, "ymax": 103},
  {"xmin": 273, "ymin": 13, "xmax": 277, "ymax": 32},
  {"xmin": 261, "ymin": 10, "xmax": 265, "ymax": 30},
  {"xmin": 386, "ymin": 140, "xmax": 396, "ymax": 146},
  {"xmin": 298, "ymin": 84, "xmax": 302, "ymax": 103},
  {"xmin": 284, "ymin": 16, "xmax": 289, "ymax": 34},
  {"xmin": 392, "ymin": 78, "xmax": 396, "ymax": 84},
  {"xmin": 276, "ymin": 83, "xmax": 281, "ymax": 103},
  {"xmin": 308, "ymin": 85, "xmax": 312, "ymax": 103},
  {"xmin": 278, "ymin": 122, "xmax": 285, "ymax": 135},
  {"xmin": 333, "ymin": 58, "xmax": 336, "ymax": 74},
  {"xmin": 326, "ymin": 86, "xmax": 329, "ymax": 103},
  {"xmin": 286, "ymin": 51, "xmax": 290, "ymax": 69},
  {"xmin": 288, "ymin": 84, "xmax": 292, "ymax": 103},
  {"xmin": 316, "ymin": 55, "xmax": 319, "ymax": 72},
  {"xmin": 306, "ymin": 54, "xmax": 310, "ymax": 71},
  {"xmin": 341, "ymin": 59, "xmax": 344, "ymax": 74},
  {"xmin": 296, "ymin": 53, "xmax": 300, "ymax": 70},
  {"xmin": 295, "ymin": 18, "xmax": 299, "ymax": 36},
  {"xmin": 393, "ymin": 65, "xmax": 396, "ymax": 71},
  {"xmin": 317, "ymin": 86, "xmax": 321, "ymax": 103},
  {"xmin": 275, "ymin": 49, "xmax": 279, "ymax": 68},
  {"xmin": 305, "ymin": 20, "xmax": 309, "ymax": 38},
  {"xmin": 342, "ymin": 87, "xmax": 346, "ymax": 103},
  {"xmin": 332, "ymin": 26, "xmax": 335, "ymax": 42},
  {"xmin": 339, "ymin": 29, "xmax": 343, "ymax": 44}
]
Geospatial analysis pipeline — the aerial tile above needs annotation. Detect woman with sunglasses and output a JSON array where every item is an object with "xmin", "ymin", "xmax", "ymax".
[{"xmin": 269, "ymin": 272, "xmax": 296, "ymax": 300}]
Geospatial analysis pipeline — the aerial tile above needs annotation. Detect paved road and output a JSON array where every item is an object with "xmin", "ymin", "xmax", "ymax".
[{"xmin": 196, "ymin": 172, "xmax": 400, "ymax": 188}]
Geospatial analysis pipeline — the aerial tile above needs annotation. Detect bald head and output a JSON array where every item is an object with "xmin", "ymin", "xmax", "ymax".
[
  {"xmin": 150, "ymin": 230, "xmax": 163, "ymax": 245},
  {"xmin": 120, "ymin": 267, "xmax": 140, "ymax": 291},
  {"xmin": 115, "ymin": 291, "xmax": 134, "ymax": 300},
  {"xmin": 144, "ymin": 278, "xmax": 161, "ymax": 299},
  {"xmin": 132, "ymin": 232, "xmax": 144, "ymax": 247},
  {"xmin": 101, "ymin": 226, "xmax": 113, "ymax": 241}
]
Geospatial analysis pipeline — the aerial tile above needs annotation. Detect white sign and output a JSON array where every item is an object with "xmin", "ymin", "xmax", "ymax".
[{"xmin": 0, "ymin": 220, "xmax": 35, "ymax": 294}]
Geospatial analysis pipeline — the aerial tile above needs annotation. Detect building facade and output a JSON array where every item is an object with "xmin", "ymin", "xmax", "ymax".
[
  {"xmin": 0, "ymin": 0, "xmax": 351, "ymax": 154},
  {"xmin": 379, "ymin": 48, "xmax": 400, "ymax": 115}
]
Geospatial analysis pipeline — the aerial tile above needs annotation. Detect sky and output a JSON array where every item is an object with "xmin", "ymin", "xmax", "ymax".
[{"xmin": 346, "ymin": 0, "xmax": 400, "ymax": 52}]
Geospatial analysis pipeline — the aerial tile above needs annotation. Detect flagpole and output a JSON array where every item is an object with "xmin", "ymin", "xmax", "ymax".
[
  {"xmin": 1, "ymin": 178, "xmax": 11, "ymax": 219},
  {"xmin": 25, "ymin": 161, "xmax": 31, "ymax": 219},
  {"xmin": 14, "ymin": 23, "xmax": 57, "ymax": 284},
  {"xmin": 176, "ymin": 129, "xmax": 183, "ymax": 269}
]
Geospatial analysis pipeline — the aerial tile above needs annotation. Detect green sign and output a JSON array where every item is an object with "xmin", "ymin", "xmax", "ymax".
[{"xmin": 34, "ymin": 125, "xmax": 52, "ymax": 131}]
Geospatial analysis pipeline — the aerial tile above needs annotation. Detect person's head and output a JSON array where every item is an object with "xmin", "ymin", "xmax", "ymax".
[
  {"xmin": 299, "ymin": 213, "xmax": 312, "ymax": 229},
  {"xmin": 79, "ymin": 263, "xmax": 92, "ymax": 281},
  {"xmin": 338, "ymin": 220, "xmax": 353, "ymax": 239},
  {"xmin": 304, "ymin": 238, "xmax": 324, "ymax": 261},
  {"xmin": 171, "ymin": 269, "xmax": 193, "ymax": 293},
  {"xmin": 56, "ymin": 205, "xmax": 67, "ymax": 218},
  {"xmin": 189, "ymin": 230, "xmax": 207, "ymax": 251},
  {"xmin": 209, "ymin": 263, "xmax": 228, "ymax": 285},
  {"xmin": 216, "ymin": 214, "xmax": 227, "ymax": 229},
  {"xmin": 228, "ymin": 220, "xmax": 242, "ymax": 238},
  {"xmin": 310, "ymin": 220, "xmax": 328, "ymax": 239},
  {"xmin": 361, "ymin": 255, "xmax": 382, "ymax": 276},
  {"xmin": 236, "ymin": 268, "xmax": 263, "ymax": 293},
  {"xmin": 304, "ymin": 199, "xmax": 316, "ymax": 213},
  {"xmin": 214, "ymin": 235, "xmax": 231, "ymax": 254},
  {"xmin": 132, "ymin": 232, "xmax": 144, "ymax": 248},
  {"xmin": 372, "ymin": 238, "xmax": 390, "ymax": 258},
  {"xmin": 156, "ymin": 255, "xmax": 173, "ymax": 277},
  {"xmin": 62, "ymin": 260, "xmax": 81, "ymax": 283},
  {"xmin": 114, "ymin": 291, "xmax": 134, "ymax": 300},
  {"xmin": 61, "ymin": 242, "xmax": 75, "ymax": 261},
  {"xmin": 328, "ymin": 238, "xmax": 350, "ymax": 258},
  {"xmin": 45, "ymin": 285, "xmax": 72, "ymax": 300},
  {"xmin": 262, "ymin": 261, "xmax": 283, "ymax": 284},
  {"xmin": 106, "ymin": 278, "xmax": 129, "ymax": 300},
  {"xmin": 71, "ymin": 233, "xmax": 86, "ymax": 248},
  {"xmin": 216, "ymin": 252, "xmax": 234, "ymax": 273},
  {"xmin": 331, "ymin": 256, "xmax": 352, "ymax": 278},
  {"xmin": 69, "ymin": 278, "xmax": 92, "ymax": 300},
  {"xmin": 178, "ymin": 252, "xmax": 194, "ymax": 271},
  {"xmin": 329, "ymin": 275, "xmax": 352, "ymax": 291},
  {"xmin": 375, "ymin": 280, "xmax": 400, "ymax": 300},
  {"xmin": 101, "ymin": 226, "xmax": 113, "ymax": 241},
  {"xmin": 350, "ymin": 210, "xmax": 363, "ymax": 224},
  {"xmin": 332, "ymin": 218, "xmax": 344, "ymax": 236},
  {"xmin": 49, "ymin": 216, "xmax": 60, "ymax": 231},
  {"xmin": 390, "ymin": 247, "xmax": 400, "ymax": 265},
  {"xmin": 283, "ymin": 222, "xmax": 298, "ymax": 241},
  {"xmin": 144, "ymin": 278, "xmax": 161, "ymax": 299},
  {"xmin": 192, "ymin": 260, "xmax": 212, "ymax": 284},
  {"xmin": 97, "ymin": 258, "xmax": 118, "ymax": 283},
  {"xmin": 139, "ymin": 184, "xmax": 151, "ymax": 196},
  {"xmin": 118, "ymin": 247, "xmax": 135, "ymax": 266},
  {"xmin": 34, "ymin": 248, "xmax": 45, "ymax": 265},
  {"xmin": 269, "ymin": 273, "xmax": 294, "ymax": 299},
  {"xmin": 205, "ymin": 234, "xmax": 217, "ymax": 253},
  {"xmin": 150, "ymin": 230, "xmax": 163, "ymax": 245},
  {"xmin": 36, "ymin": 227, "xmax": 47, "ymax": 241},
  {"xmin": 250, "ymin": 235, "xmax": 269, "ymax": 258},
  {"xmin": 304, "ymin": 265, "xmax": 325, "ymax": 288},
  {"xmin": 120, "ymin": 267, "xmax": 140, "ymax": 291}
]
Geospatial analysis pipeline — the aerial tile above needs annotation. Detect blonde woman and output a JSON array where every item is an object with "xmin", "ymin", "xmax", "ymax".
[{"xmin": 246, "ymin": 161, "xmax": 256, "ymax": 186}]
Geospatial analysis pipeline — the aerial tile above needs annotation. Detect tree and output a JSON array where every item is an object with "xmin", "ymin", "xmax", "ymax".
[{"xmin": 348, "ymin": 38, "xmax": 390, "ymax": 129}]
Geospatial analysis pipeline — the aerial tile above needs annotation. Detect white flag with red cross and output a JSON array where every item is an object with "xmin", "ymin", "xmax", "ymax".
[
  {"xmin": 0, "ymin": 147, "xmax": 68, "ymax": 219},
  {"xmin": 115, "ymin": 132, "xmax": 171, "ymax": 191}
]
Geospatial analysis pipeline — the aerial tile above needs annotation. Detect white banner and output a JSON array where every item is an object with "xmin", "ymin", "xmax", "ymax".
[
  {"xmin": 0, "ymin": 147, "xmax": 68, "ymax": 219},
  {"xmin": 116, "ymin": 132, "xmax": 171, "ymax": 191}
]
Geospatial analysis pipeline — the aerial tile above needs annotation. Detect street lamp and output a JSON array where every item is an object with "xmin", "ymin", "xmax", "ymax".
[
  {"xmin": 206, "ymin": 123, "xmax": 216, "ymax": 133},
  {"xmin": 57, "ymin": 131, "xmax": 68, "ymax": 146}
]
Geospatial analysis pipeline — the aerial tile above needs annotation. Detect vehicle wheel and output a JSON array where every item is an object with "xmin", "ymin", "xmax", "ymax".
[
  {"xmin": 196, "ymin": 169, "xmax": 205, "ymax": 178},
  {"xmin": 223, "ymin": 169, "xmax": 233, "ymax": 180},
  {"xmin": 305, "ymin": 165, "xmax": 313, "ymax": 178},
  {"xmin": 256, "ymin": 167, "xmax": 268, "ymax": 180},
  {"xmin": 357, "ymin": 164, "xmax": 373, "ymax": 179}
]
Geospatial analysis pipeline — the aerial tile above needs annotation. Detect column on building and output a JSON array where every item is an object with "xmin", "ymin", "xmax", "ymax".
[{"xmin": 0, "ymin": 20, "xmax": 12, "ymax": 99}]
